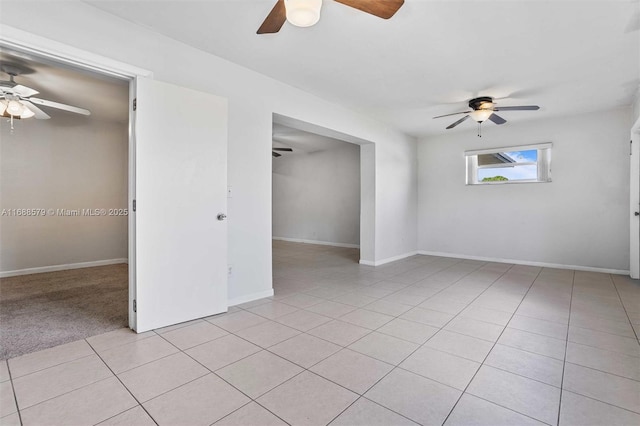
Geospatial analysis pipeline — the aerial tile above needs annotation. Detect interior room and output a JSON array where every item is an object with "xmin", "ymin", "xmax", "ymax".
[
  {"xmin": 271, "ymin": 122, "xmax": 362, "ymax": 300},
  {"xmin": 0, "ymin": 50, "xmax": 129, "ymax": 359},
  {"xmin": 0, "ymin": 1, "xmax": 638, "ymax": 425},
  {"xmin": 272, "ymin": 123, "xmax": 360, "ymax": 245}
]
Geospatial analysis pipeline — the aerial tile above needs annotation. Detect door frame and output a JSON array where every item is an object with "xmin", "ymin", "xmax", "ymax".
[
  {"xmin": 1, "ymin": 25, "xmax": 153, "ymax": 330},
  {"xmin": 272, "ymin": 113, "xmax": 376, "ymax": 263},
  {"xmin": 631, "ymin": 114, "xmax": 640, "ymax": 279}
]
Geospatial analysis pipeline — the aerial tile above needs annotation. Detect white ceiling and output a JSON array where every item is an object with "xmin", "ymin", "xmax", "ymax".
[
  {"xmin": 273, "ymin": 122, "xmax": 355, "ymax": 154},
  {"xmin": 0, "ymin": 49, "xmax": 128, "ymax": 124},
  {"xmin": 86, "ymin": 0, "xmax": 639, "ymax": 137}
]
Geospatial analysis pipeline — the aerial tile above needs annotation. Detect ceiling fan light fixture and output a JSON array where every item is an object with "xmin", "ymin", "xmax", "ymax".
[
  {"xmin": 20, "ymin": 106, "xmax": 35, "ymax": 119},
  {"xmin": 285, "ymin": 0, "xmax": 322, "ymax": 27},
  {"xmin": 0, "ymin": 100, "xmax": 6, "ymax": 116},
  {"xmin": 469, "ymin": 108, "xmax": 493, "ymax": 123},
  {"xmin": 6, "ymin": 99, "xmax": 25, "ymax": 117}
]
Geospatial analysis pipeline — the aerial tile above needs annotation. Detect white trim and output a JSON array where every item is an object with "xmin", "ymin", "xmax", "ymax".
[
  {"xmin": 0, "ymin": 25, "xmax": 152, "ymax": 79},
  {"xmin": 465, "ymin": 142, "xmax": 553, "ymax": 156},
  {"xmin": 1, "ymin": 259, "xmax": 128, "ymax": 278},
  {"xmin": 228, "ymin": 289, "xmax": 274, "ymax": 307},
  {"xmin": 477, "ymin": 162, "xmax": 537, "ymax": 169},
  {"xmin": 417, "ymin": 250, "xmax": 629, "ymax": 275},
  {"xmin": 630, "ymin": 117, "xmax": 640, "ymax": 278},
  {"xmin": 272, "ymin": 237, "xmax": 359, "ymax": 249},
  {"xmin": 359, "ymin": 251, "xmax": 419, "ymax": 266},
  {"xmin": 0, "ymin": 26, "xmax": 152, "ymax": 331}
]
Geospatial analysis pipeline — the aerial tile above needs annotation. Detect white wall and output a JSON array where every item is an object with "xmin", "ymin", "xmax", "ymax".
[
  {"xmin": 418, "ymin": 108, "xmax": 631, "ymax": 272},
  {"xmin": 272, "ymin": 140, "xmax": 360, "ymax": 246},
  {"xmin": 0, "ymin": 2, "xmax": 418, "ymax": 302},
  {"xmin": 0, "ymin": 116, "xmax": 128, "ymax": 273}
]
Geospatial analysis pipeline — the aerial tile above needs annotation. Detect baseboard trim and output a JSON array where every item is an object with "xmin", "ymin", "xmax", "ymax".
[
  {"xmin": 417, "ymin": 250, "xmax": 629, "ymax": 275},
  {"xmin": 359, "ymin": 251, "xmax": 419, "ymax": 267},
  {"xmin": 1, "ymin": 258, "xmax": 129, "ymax": 278},
  {"xmin": 228, "ymin": 289, "xmax": 274, "ymax": 307},
  {"xmin": 272, "ymin": 237, "xmax": 359, "ymax": 249}
]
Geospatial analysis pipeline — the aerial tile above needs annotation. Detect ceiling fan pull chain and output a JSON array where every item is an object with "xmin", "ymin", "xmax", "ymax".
[{"xmin": 477, "ymin": 122, "xmax": 481, "ymax": 138}]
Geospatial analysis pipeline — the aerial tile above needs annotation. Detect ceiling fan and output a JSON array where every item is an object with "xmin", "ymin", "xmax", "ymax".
[
  {"xmin": 0, "ymin": 64, "xmax": 91, "ymax": 130},
  {"xmin": 272, "ymin": 147, "xmax": 293, "ymax": 157},
  {"xmin": 433, "ymin": 96, "xmax": 540, "ymax": 137},
  {"xmin": 257, "ymin": 0, "xmax": 404, "ymax": 34}
]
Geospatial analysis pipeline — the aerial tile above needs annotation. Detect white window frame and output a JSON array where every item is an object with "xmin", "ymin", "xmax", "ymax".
[{"xmin": 465, "ymin": 143, "xmax": 552, "ymax": 185}]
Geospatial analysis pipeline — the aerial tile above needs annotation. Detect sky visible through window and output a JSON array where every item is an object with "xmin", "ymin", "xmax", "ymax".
[{"xmin": 478, "ymin": 149, "xmax": 538, "ymax": 181}]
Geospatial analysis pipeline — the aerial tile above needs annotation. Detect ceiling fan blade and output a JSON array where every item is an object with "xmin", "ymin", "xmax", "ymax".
[
  {"xmin": 29, "ymin": 97, "xmax": 91, "ymax": 116},
  {"xmin": 257, "ymin": 0, "xmax": 287, "ymax": 34},
  {"xmin": 22, "ymin": 100, "xmax": 51, "ymax": 119},
  {"xmin": 494, "ymin": 105, "xmax": 539, "ymax": 111},
  {"xmin": 272, "ymin": 147, "xmax": 293, "ymax": 152},
  {"xmin": 12, "ymin": 84, "xmax": 39, "ymax": 98},
  {"xmin": 446, "ymin": 115, "xmax": 470, "ymax": 129},
  {"xmin": 433, "ymin": 110, "xmax": 472, "ymax": 119},
  {"xmin": 272, "ymin": 151, "xmax": 282, "ymax": 157},
  {"xmin": 334, "ymin": 0, "xmax": 404, "ymax": 19},
  {"xmin": 488, "ymin": 113, "xmax": 506, "ymax": 125}
]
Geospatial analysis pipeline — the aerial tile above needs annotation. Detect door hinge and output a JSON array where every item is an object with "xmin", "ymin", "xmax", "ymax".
[
  {"xmin": 133, "ymin": 98, "xmax": 137, "ymax": 111},
  {"xmin": 133, "ymin": 299, "xmax": 137, "ymax": 312},
  {"xmin": 631, "ymin": 140, "xmax": 633, "ymax": 156},
  {"xmin": 133, "ymin": 199, "xmax": 136, "ymax": 212}
]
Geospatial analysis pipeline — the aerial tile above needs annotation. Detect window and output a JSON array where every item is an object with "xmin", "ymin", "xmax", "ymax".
[{"xmin": 465, "ymin": 143, "xmax": 552, "ymax": 185}]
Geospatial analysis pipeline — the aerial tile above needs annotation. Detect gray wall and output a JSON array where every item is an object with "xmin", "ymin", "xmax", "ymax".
[
  {"xmin": 418, "ymin": 108, "xmax": 631, "ymax": 272},
  {"xmin": 0, "ymin": 115, "xmax": 128, "ymax": 273},
  {"xmin": 272, "ymin": 140, "xmax": 360, "ymax": 246}
]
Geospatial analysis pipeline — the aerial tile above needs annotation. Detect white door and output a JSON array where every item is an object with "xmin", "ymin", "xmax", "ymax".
[
  {"xmin": 632, "ymin": 127, "xmax": 640, "ymax": 279},
  {"xmin": 133, "ymin": 77, "xmax": 228, "ymax": 332}
]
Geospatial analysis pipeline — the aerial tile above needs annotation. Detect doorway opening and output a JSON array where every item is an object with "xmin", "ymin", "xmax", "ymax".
[
  {"xmin": 271, "ymin": 114, "xmax": 376, "ymax": 299},
  {"xmin": 630, "ymin": 114, "xmax": 640, "ymax": 279},
  {"xmin": 0, "ymin": 47, "xmax": 131, "ymax": 359}
]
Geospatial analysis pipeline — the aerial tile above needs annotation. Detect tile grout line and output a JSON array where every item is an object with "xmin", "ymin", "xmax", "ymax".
[
  {"xmin": 153, "ymin": 328, "xmax": 293, "ymax": 426},
  {"xmin": 332, "ymin": 395, "xmax": 420, "ymax": 426},
  {"xmin": 9, "ymin": 353, "xmax": 135, "ymax": 415},
  {"xmin": 560, "ymin": 388, "xmax": 640, "ymax": 416},
  {"xmin": 225, "ymin": 257, "xmax": 485, "ymax": 426},
  {"xmin": 5, "ymin": 360, "xmax": 24, "ymax": 426},
  {"xmin": 562, "ymin": 360, "xmax": 640, "ymax": 384},
  {"xmin": 556, "ymin": 269, "xmax": 576, "ymax": 426},
  {"xmin": 7, "ymin": 352, "xmax": 95, "ymax": 381},
  {"xmin": 229, "ymin": 253, "xmax": 636, "ymax": 421},
  {"xmin": 235, "ymin": 252, "xmax": 640, "ymax": 423},
  {"xmin": 9, "ymin": 247, "xmax": 637, "ymax": 425},
  {"xmin": 84, "ymin": 338, "xmax": 160, "ymax": 426},
  {"xmin": 323, "ymin": 259, "xmax": 514, "ymax": 425},
  {"xmin": 488, "ymin": 324, "xmax": 566, "ymax": 342},
  {"xmin": 394, "ymin": 354, "xmax": 561, "ymax": 390},
  {"xmin": 568, "ymin": 322, "xmax": 640, "ymax": 342},
  {"xmin": 6, "ymin": 347, "xmax": 96, "ymax": 381},
  {"xmin": 207, "ymin": 399, "xmax": 292, "ymax": 426},
  {"xmin": 234, "ymin": 258, "xmax": 480, "ymax": 358},
  {"xmin": 440, "ymin": 265, "xmax": 545, "ymax": 425},
  {"xmin": 610, "ymin": 275, "xmax": 640, "ymax": 342}
]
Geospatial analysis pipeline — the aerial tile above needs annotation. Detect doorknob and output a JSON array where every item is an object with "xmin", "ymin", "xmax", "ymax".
[
  {"xmin": 635, "ymin": 212, "xmax": 640, "ymax": 216},
  {"xmin": 217, "ymin": 213, "xmax": 227, "ymax": 221}
]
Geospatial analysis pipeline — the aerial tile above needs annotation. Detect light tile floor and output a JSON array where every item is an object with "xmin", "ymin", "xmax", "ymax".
[{"xmin": 2, "ymin": 241, "xmax": 640, "ymax": 425}]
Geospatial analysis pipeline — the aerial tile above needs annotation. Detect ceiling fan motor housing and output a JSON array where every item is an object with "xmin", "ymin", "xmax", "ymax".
[{"xmin": 468, "ymin": 96, "xmax": 494, "ymax": 110}]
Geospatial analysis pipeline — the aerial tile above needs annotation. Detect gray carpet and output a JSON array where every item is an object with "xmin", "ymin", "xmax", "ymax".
[{"xmin": 0, "ymin": 264, "xmax": 128, "ymax": 360}]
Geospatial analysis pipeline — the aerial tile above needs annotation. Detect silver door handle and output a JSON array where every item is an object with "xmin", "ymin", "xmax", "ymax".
[{"xmin": 217, "ymin": 213, "xmax": 227, "ymax": 221}]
